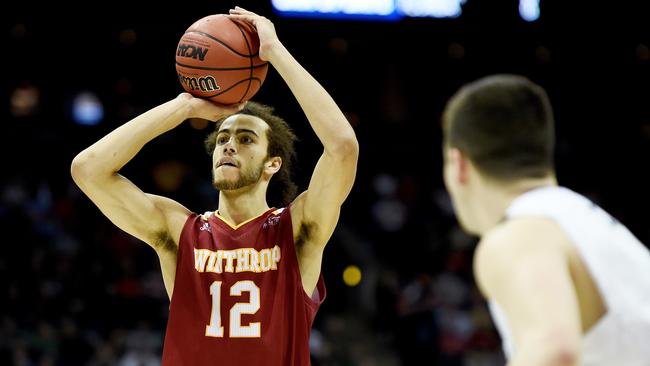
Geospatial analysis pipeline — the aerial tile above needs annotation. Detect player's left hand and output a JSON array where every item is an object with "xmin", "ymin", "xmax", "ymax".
[{"xmin": 227, "ymin": 6, "xmax": 280, "ymax": 61}]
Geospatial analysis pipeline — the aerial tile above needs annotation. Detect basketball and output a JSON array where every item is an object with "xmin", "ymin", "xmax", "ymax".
[{"xmin": 175, "ymin": 14, "xmax": 268, "ymax": 105}]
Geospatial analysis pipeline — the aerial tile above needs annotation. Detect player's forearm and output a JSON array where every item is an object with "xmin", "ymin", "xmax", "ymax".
[
  {"xmin": 266, "ymin": 42, "xmax": 358, "ymax": 157},
  {"xmin": 72, "ymin": 97, "xmax": 190, "ymax": 179}
]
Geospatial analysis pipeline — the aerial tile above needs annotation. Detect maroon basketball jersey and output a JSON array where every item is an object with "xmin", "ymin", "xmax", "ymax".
[{"xmin": 161, "ymin": 206, "xmax": 325, "ymax": 366}]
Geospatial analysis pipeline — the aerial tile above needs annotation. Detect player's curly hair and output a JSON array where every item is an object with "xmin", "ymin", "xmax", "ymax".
[{"xmin": 205, "ymin": 102, "xmax": 298, "ymax": 207}]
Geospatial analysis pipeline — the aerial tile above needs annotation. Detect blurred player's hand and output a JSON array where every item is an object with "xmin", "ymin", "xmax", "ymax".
[{"xmin": 177, "ymin": 93, "xmax": 245, "ymax": 121}]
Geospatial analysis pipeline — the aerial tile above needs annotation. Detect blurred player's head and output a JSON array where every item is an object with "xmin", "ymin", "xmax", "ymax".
[
  {"xmin": 442, "ymin": 74, "xmax": 555, "ymax": 233},
  {"xmin": 206, "ymin": 102, "xmax": 297, "ymax": 206}
]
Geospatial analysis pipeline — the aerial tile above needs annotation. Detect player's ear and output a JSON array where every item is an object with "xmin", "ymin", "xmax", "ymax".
[
  {"xmin": 449, "ymin": 148, "xmax": 470, "ymax": 185},
  {"xmin": 264, "ymin": 156, "xmax": 282, "ymax": 175}
]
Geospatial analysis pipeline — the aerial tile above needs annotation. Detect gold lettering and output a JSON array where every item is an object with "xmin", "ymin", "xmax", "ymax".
[
  {"xmin": 260, "ymin": 249, "xmax": 272, "ymax": 272},
  {"xmin": 223, "ymin": 251, "xmax": 236, "ymax": 273},
  {"xmin": 206, "ymin": 251, "xmax": 217, "ymax": 272},
  {"xmin": 236, "ymin": 249, "xmax": 251, "ymax": 272},
  {"xmin": 194, "ymin": 249, "xmax": 210, "ymax": 272},
  {"xmin": 194, "ymin": 246, "xmax": 281, "ymax": 274},
  {"xmin": 271, "ymin": 245, "xmax": 281, "ymax": 270},
  {"xmin": 250, "ymin": 249, "xmax": 261, "ymax": 273}
]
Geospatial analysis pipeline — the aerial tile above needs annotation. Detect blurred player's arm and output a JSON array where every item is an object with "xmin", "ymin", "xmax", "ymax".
[
  {"xmin": 71, "ymin": 94, "xmax": 241, "ymax": 250},
  {"xmin": 228, "ymin": 7, "xmax": 359, "ymax": 296},
  {"xmin": 474, "ymin": 217, "xmax": 581, "ymax": 366}
]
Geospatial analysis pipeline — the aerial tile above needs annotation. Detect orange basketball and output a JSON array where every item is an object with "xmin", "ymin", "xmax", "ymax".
[{"xmin": 175, "ymin": 14, "xmax": 268, "ymax": 105}]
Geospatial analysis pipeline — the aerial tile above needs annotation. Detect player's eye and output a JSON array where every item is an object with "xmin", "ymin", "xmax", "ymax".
[
  {"xmin": 240, "ymin": 135, "xmax": 253, "ymax": 144},
  {"xmin": 217, "ymin": 135, "xmax": 229, "ymax": 144}
]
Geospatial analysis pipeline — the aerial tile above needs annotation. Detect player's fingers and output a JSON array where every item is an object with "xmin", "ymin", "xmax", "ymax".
[
  {"xmin": 230, "ymin": 7, "xmax": 256, "ymax": 17},
  {"xmin": 226, "ymin": 14, "xmax": 256, "ymax": 27},
  {"xmin": 204, "ymin": 104, "xmax": 243, "ymax": 121},
  {"xmin": 226, "ymin": 14, "xmax": 252, "ymax": 21},
  {"xmin": 227, "ymin": 13, "xmax": 249, "ymax": 19},
  {"xmin": 234, "ymin": 101, "xmax": 247, "ymax": 111},
  {"xmin": 233, "ymin": 6, "xmax": 256, "ymax": 15}
]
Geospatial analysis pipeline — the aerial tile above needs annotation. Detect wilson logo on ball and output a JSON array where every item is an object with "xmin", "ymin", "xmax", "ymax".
[
  {"xmin": 177, "ymin": 44, "xmax": 209, "ymax": 61},
  {"xmin": 177, "ymin": 73, "xmax": 221, "ymax": 92}
]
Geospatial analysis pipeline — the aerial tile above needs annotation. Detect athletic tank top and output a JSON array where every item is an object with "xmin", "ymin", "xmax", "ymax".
[
  {"xmin": 162, "ymin": 206, "xmax": 325, "ymax": 366},
  {"xmin": 489, "ymin": 186, "xmax": 650, "ymax": 365}
]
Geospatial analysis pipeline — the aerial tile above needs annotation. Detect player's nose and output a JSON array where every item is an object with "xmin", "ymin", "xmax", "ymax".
[{"xmin": 222, "ymin": 138, "xmax": 237, "ymax": 154}]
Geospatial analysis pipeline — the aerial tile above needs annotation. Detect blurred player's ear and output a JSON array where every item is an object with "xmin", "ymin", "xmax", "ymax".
[{"xmin": 449, "ymin": 148, "xmax": 470, "ymax": 185}]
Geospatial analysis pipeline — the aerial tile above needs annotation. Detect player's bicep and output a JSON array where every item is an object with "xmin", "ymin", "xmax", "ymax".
[
  {"xmin": 75, "ymin": 173, "xmax": 187, "ymax": 248},
  {"xmin": 301, "ymin": 151, "xmax": 357, "ymax": 233},
  {"xmin": 475, "ymin": 219, "xmax": 582, "ymax": 350},
  {"xmin": 291, "ymin": 149, "xmax": 356, "ymax": 295}
]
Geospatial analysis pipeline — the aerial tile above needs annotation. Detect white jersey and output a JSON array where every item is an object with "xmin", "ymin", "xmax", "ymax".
[{"xmin": 488, "ymin": 186, "xmax": 650, "ymax": 366}]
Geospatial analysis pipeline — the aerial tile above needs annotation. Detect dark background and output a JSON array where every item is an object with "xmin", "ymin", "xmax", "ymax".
[{"xmin": 2, "ymin": 1, "xmax": 649, "ymax": 365}]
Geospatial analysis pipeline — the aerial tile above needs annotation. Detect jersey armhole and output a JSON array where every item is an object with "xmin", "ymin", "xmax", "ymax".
[{"xmin": 169, "ymin": 212, "xmax": 199, "ymax": 305}]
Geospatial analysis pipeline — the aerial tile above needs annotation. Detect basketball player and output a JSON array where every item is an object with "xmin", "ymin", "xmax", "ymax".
[
  {"xmin": 71, "ymin": 7, "xmax": 358, "ymax": 365},
  {"xmin": 442, "ymin": 74, "xmax": 650, "ymax": 365}
]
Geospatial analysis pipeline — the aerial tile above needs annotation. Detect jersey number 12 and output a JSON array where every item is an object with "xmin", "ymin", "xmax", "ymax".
[{"xmin": 205, "ymin": 280, "xmax": 261, "ymax": 338}]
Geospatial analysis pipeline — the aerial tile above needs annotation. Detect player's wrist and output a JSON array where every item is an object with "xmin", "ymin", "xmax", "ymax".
[
  {"xmin": 170, "ymin": 94, "xmax": 196, "ymax": 120},
  {"xmin": 262, "ymin": 40, "xmax": 286, "ymax": 62}
]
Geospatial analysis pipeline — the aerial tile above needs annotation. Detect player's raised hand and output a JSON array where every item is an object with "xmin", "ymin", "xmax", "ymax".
[
  {"xmin": 178, "ymin": 93, "xmax": 245, "ymax": 121},
  {"xmin": 227, "ymin": 6, "xmax": 280, "ymax": 61}
]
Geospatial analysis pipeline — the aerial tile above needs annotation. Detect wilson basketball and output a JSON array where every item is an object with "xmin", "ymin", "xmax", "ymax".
[{"xmin": 175, "ymin": 15, "xmax": 268, "ymax": 105}]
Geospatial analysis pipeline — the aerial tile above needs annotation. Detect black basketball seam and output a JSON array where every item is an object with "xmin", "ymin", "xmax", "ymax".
[
  {"xmin": 230, "ymin": 19, "xmax": 254, "ymax": 103},
  {"xmin": 183, "ymin": 30, "xmax": 253, "ymax": 58},
  {"xmin": 175, "ymin": 61, "xmax": 268, "ymax": 71}
]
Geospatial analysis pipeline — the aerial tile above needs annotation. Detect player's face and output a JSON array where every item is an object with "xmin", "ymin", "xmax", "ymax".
[{"xmin": 212, "ymin": 114, "xmax": 271, "ymax": 191}]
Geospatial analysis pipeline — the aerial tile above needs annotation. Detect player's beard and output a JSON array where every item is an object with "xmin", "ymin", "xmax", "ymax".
[{"xmin": 213, "ymin": 160, "xmax": 265, "ymax": 191}]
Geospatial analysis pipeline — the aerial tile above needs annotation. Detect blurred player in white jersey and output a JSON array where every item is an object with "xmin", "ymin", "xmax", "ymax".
[{"xmin": 441, "ymin": 74, "xmax": 650, "ymax": 366}]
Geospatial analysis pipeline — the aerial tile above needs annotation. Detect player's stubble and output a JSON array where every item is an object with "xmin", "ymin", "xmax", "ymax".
[{"xmin": 213, "ymin": 159, "xmax": 265, "ymax": 191}]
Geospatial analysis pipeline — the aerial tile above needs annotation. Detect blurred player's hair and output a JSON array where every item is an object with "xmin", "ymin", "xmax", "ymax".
[{"xmin": 443, "ymin": 74, "xmax": 555, "ymax": 181}]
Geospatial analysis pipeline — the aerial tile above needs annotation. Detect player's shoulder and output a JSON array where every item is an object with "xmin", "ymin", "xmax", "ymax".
[
  {"xmin": 287, "ymin": 190, "xmax": 307, "ymax": 217},
  {"xmin": 474, "ymin": 217, "xmax": 572, "ymax": 295},
  {"xmin": 289, "ymin": 191, "xmax": 308, "ymax": 210},
  {"xmin": 476, "ymin": 217, "xmax": 570, "ymax": 269},
  {"xmin": 485, "ymin": 216, "xmax": 568, "ymax": 248}
]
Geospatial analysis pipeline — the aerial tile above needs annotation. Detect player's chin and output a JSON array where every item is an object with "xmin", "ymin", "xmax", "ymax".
[
  {"xmin": 214, "ymin": 168, "xmax": 238, "ymax": 179},
  {"xmin": 458, "ymin": 216, "xmax": 481, "ymax": 236},
  {"xmin": 213, "ymin": 175, "xmax": 242, "ymax": 190},
  {"xmin": 214, "ymin": 176, "xmax": 234, "ymax": 185}
]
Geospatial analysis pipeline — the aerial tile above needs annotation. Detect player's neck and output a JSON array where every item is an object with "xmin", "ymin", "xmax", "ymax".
[
  {"xmin": 475, "ymin": 175, "xmax": 558, "ymax": 235},
  {"xmin": 217, "ymin": 184, "xmax": 270, "ymax": 226}
]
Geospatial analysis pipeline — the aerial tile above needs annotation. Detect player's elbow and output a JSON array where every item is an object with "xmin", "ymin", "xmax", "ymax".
[
  {"xmin": 71, "ymin": 153, "xmax": 89, "ymax": 183},
  {"xmin": 524, "ymin": 329, "xmax": 580, "ymax": 366},
  {"xmin": 547, "ymin": 342, "xmax": 579, "ymax": 366},
  {"xmin": 70, "ymin": 152, "xmax": 102, "ymax": 185},
  {"xmin": 333, "ymin": 135, "xmax": 359, "ymax": 160}
]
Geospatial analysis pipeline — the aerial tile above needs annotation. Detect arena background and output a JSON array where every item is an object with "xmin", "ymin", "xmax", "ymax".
[{"xmin": 3, "ymin": 1, "xmax": 649, "ymax": 365}]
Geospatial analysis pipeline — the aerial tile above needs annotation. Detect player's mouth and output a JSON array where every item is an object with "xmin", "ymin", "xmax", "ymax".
[{"xmin": 217, "ymin": 157, "xmax": 239, "ymax": 169}]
